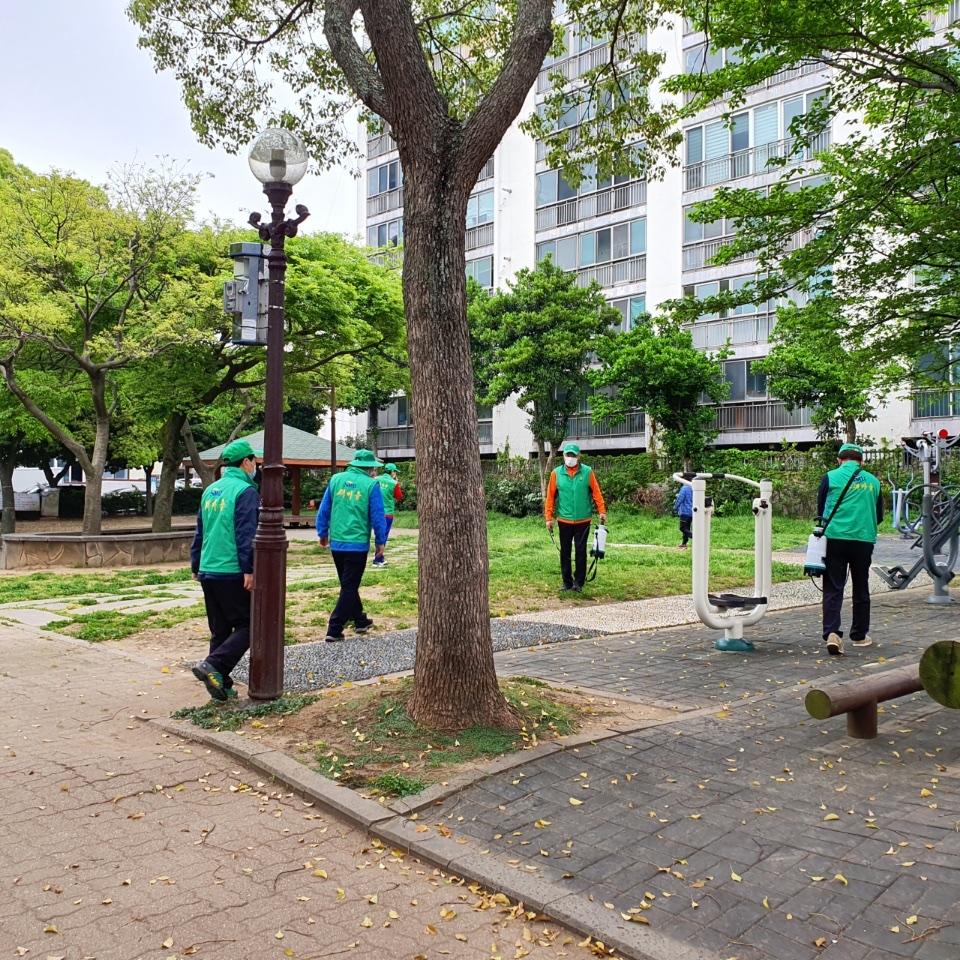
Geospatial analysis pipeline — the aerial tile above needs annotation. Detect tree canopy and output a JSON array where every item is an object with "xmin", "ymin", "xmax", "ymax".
[
  {"xmin": 469, "ymin": 258, "xmax": 619, "ymax": 489},
  {"xmin": 665, "ymin": 0, "xmax": 960, "ymax": 398}
]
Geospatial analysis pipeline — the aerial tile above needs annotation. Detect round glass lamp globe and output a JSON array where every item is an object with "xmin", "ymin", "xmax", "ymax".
[{"xmin": 247, "ymin": 129, "xmax": 309, "ymax": 185}]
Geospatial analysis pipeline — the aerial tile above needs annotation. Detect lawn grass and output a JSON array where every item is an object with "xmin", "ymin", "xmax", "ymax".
[{"xmin": 0, "ymin": 568, "xmax": 193, "ymax": 605}]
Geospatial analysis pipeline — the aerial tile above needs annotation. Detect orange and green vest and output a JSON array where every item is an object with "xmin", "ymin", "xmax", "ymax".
[{"xmin": 554, "ymin": 464, "xmax": 595, "ymax": 522}]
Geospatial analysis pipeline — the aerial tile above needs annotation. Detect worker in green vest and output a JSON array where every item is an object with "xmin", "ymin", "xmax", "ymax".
[
  {"xmin": 372, "ymin": 463, "xmax": 403, "ymax": 567},
  {"xmin": 190, "ymin": 438, "xmax": 260, "ymax": 701},
  {"xmin": 316, "ymin": 449, "xmax": 388, "ymax": 641},
  {"xmin": 817, "ymin": 442, "xmax": 883, "ymax": 656},
  {"xmin": 544, "ymin": 442, "xmax": 607, "ymax": 593}
]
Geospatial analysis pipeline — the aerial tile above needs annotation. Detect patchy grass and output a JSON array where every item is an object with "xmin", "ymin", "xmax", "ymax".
[
  {"xmin": 61, "ymin": 602, "xmax": 206, "ymax": 642},
  {"xmin": 0, "ymin": 568, "xmax": 192, "ymax": 605},
  {"xmin": 172, "ymin": 693, "xmax": 320, "ymax": 732},
  {"xmin": 235, "ymin": 676, "xmax": 672, "ymax": 799}
]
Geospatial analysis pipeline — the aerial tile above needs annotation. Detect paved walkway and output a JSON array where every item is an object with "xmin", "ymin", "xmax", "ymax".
[{"xmin": 4, "ymin": 535, "xmax": 960, "ymax": 959}]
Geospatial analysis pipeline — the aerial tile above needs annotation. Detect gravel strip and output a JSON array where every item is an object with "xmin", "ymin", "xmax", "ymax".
[{"xmin": 232, "ymin": 619, "xmax": 604, "ymax": 692}]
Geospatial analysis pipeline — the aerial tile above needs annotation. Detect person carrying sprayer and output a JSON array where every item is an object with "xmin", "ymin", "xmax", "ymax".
[
  {"xmin": 545, "ymin": 442, "xmax": 606, "ymax": 593},
  {"xmin": 817, "ymin": 442, "xmax": 883, "ymax": 656}
]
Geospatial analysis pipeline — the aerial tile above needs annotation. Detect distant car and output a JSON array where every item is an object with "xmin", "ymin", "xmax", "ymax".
[
  {"xmin": 174, "ymin": 478, "xmax": 203, "ymax": 490},
  {"xmin": 101, "ymin": 485, "xmax": 143, "ymax": 516}
]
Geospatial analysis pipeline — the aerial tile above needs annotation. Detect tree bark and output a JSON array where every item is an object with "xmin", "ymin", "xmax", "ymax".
[
  {"xmin": 845, "ymin": 416, "xmax": 857, "ymax": 443},
  {"xmin": 152, "ymin": 412, "xmax": 187, "ymax": 533},
  {"xmin": 0, "ymin": 444, "xmax": 19, "ymax": 535},
  {"xmin": 326, "ymin": 0, "xmax": 554, "ymax": 732}
]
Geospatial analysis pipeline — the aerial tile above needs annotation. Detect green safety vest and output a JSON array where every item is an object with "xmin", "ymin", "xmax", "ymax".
[
  {"xmin": 198, "ymin": 467, "xmax": 258, "ymax": 574},
  {"xmin": 554, "ymin": 464, "xmax": 594, "ymax": 522},
  {"xmin": 376, "ymin": 473, "xmax": 398, "ymax": 514},
  {"xmin": 328, "ymin": 467, "xmax": 378, "ymax": 544},
  {"xmin": 824, "ymin": 461, "xmax": 881, "ymax": 543}
]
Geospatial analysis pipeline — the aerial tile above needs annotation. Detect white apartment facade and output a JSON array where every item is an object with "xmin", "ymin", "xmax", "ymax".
[{"xmin": 352, "ymin": 13, "xmax": 953, "ymax": 462}]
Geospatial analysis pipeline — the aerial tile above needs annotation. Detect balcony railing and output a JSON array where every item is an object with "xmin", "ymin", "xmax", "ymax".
[
  {"xmin": 372, "ymin": 421, "xmax": 494, "ymax": 452},
  {"xmin": 536, "ymin": 34, "xmax": 646, "ymax": 93},
  {"xmin": 710, "ymin": 400, "xmax": 813, "ymax": 433},
  {"xmin": 688, "ymin": 312, "xmax": 776, "ymax": 349},
  {"xmin": 367, "ymin": 187, "xmax": 404, "ymax": 218},
  {"xmin": 565, "ymin": 410, "xmax": 645, "ymax": 439},
  {"xmin": 465, "ymin": 222, "xmax": 494, "ymax": 251},
  {"xmin": 683, "ymin": 226, "xmax": 815, "ymax": 272},
  {"xmin": 367, "ymin": 131, "xmax": 397, "ymax": 159},
  {"xmin": 577, "ymin": 254, "xmax": 646, "ymax": 288},
  {"xmin": 684, "ymin": 131, "xmax": 832, "ymax": 191},
  {"xmin": 536, "ymin": 180, "xmax": 646, "ymax": 232},
  {"xmin": 682, "ymin": 236, "xmax": 746, "ymax": 271},
  {"xmin": 912, "ymin": 389, "xmax": 960, "ymax": 420},
  {"xmin": 477, "ymin": 157, "xmax": 495, "ymax": 182}
]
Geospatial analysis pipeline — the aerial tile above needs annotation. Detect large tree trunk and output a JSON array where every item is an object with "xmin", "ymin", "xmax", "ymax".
[
  {"xmin": 403, "ymin": 172, "xmax": 519, "ymax": 731},
  {"xmin": 845, "ymin": 416, "xmax": 857, "ymax": 443},
  {"xmin": 0, "ymin": 445, "xmax": 19, "ymax": 535},
  {"xmin": 152, "ymin": 412, "xmax": 187, "ymax": 533},
  {"xmin": 82, "ymin": 413, "xmax": 111, "ymax": 537},
  {"xmin": 325, "ymin": 0, "xmax": 553, "ymax": 732}
]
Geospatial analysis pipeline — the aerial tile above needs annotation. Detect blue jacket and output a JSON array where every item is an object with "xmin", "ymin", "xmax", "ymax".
[{"xmin": 673, "ymin": 484, "xmax": 693, "ymax": 517}]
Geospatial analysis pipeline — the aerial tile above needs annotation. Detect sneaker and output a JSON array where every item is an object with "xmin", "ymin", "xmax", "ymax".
[
  {"xmin": 372, "ymin": 558, "xmax": 387, "ymax": 567},
  {"xmin": 224, "ymin": 686, "xmax": 239, "ymax": 699},
  {"xmin": 852, "ymin": 636, "xmax": 873, "ymax": 648},
  {"xmin": 324, "ymin": 634, "xmax": 344, "ymax": 643},
  {"xmin": 560, "ymin": 585, "xmax": 574, "ymax": 593},
  {"xmin": 192, "ymin": 661, "xmax": 228, "ymax": 701},
  {"xmin": 354, "ymin": 620, "xmax": 373, "ymax": 634},
  {"xmin": 826, "ymin": 633, "xmax": 844, "ymax": 656},
  {"xmin": 572, "ymin": 584, "xmax": 583, "ymax": 593},
  {"xmin": 678, "ymin": 544, "xmax": 688, "ymax": 550}
]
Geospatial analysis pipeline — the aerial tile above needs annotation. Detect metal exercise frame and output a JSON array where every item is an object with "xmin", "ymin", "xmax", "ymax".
[
  {"xmin": 876, "ymin": 431, "xmax": 960, "ymax": 604},
  {"xmin": 674, "ymin": 472, "xmax": 774, "ymax": 652}
]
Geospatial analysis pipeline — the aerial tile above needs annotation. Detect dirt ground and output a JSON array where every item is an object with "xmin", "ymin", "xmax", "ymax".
[{"xmin": 232, "ymin": 678, "xmax": 677, "ymax": 796}]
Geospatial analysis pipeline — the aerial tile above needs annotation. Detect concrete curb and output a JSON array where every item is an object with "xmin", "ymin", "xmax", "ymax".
[{"xmin": 150, "ymin": 714, "xmax": 721, "ymax": 960}]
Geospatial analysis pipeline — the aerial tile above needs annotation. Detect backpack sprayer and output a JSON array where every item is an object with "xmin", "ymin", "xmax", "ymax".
[
  {"xmin": 804, "ymin": 522, "xmax": 827, "ymax": 579},
  {"xmin": 549, "ymin": 521, "xmax": 607, "ymax": 582}
]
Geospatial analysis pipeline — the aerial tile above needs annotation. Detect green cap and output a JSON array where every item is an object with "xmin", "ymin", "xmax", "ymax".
[
  {"xmin": 838, "ymin": 443, "xmax": 864, "ymax": 456},
  {"xmin": 563, "ymin": 442, "xmax": 581, "ymax": 456},
  {"xmin": 349, "ymin": 449, "xmax": 382, "ymax": 469},
  {"xmin": 384, "ymin": 463, "xmax": 398, "ymax": 472},
  {"xmin": 222, "ymin": 439, "xmax": 256, "ymax": 465}
]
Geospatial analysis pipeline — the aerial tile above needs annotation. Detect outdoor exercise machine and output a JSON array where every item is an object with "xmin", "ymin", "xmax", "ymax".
[
  {"xmin": 673, "ymin": 472, "xmax": 774, "ymax": 653},
  {"xmin": 805, "ymin": 639, "xmax": 960, "ymax": 738},
  {"xmin": 875, "ymin": 430, "xmax": 960, "ymax": 604}
]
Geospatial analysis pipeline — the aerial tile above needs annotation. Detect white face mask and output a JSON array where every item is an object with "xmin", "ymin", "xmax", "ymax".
[{"xmin": 564, "ymin": 455, "xmax": 579, "ymax": 468}]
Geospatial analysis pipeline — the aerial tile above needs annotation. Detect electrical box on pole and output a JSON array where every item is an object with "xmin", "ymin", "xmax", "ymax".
[{"xmin": 224, "ymin": 242, "xmax": 269, "ymax": 345}]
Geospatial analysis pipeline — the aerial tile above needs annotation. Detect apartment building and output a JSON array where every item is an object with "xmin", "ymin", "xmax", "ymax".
[{"xmin": 352, "ymin": 13, "xmax": 939, "ymax": 462}]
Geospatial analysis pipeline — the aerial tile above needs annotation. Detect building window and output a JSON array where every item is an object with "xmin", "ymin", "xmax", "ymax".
[
  {"xmin": 396, "ymin": 396, "xmax": 409, "ymax": 426},
  {"xmin": 466, "ymin": 190, "xmax": 495, "ymax": 228},
  {"xmin": 609, "ymin": 295, "xmax": 646, "ymax": 332},
  {"xmin": 367, "ymin": 160, "xmax": 402, "ymax": 198},
  {"xmin": 537, "ymin": 218, "xmax": 645, "ymax": 270},
  {"xmin": 722, "ymin": 359, "xmax": 768, "ymax": 401},
  {"xmin": 367, "ymin": 218, "xmax": 403, "ymax": 248},
  {"xmin": 466, "ymin": 256, "xmax": 493, "ymax": 290}
]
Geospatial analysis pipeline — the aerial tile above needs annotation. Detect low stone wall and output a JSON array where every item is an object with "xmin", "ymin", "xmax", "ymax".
[{"xmin": 0, "ymin": 527, "xmax": 196, "ymax": 570}]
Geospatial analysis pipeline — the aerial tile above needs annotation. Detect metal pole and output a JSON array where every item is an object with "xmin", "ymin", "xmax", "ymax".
[
  {"xmin": 247, "ymin": 181, "xmax": 309, "ymax": 700},
  {"xmin": 329, "ymin": 383, "xmax": 338, "ymax": 475}
]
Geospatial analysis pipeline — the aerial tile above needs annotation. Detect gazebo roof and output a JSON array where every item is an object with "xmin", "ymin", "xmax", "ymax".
[{"xmin": 196, "ymin": 425, "xmax": 357, "ymax": 468}]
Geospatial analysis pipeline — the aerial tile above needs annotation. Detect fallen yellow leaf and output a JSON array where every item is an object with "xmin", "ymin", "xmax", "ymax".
[
  {"xmin": 568, "ymin": 798, "xmax": 583, "ymax": 806},
  {"xmin": 730, "ymin": 872, "xmax": 742, "ymax": 882},
  {"xmin": 823, "ymin": 813, "xmax": 840, "ymax": 822}
]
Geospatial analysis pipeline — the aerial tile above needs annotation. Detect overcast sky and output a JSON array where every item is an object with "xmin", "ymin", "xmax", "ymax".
[{"xmin": 0, "ymin": 0, "xmax": 359, "ymax": 235}]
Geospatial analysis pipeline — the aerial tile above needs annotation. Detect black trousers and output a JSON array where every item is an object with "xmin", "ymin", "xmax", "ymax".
[
  {"xmin": 200, "ymin": 578, "xmax": 251, "ymax": 679},
  {"xmin": 559, "ymin": 521, "xmax": 591, "ymax": 588},
  {"xmin": 679, "ymin": 515, "xmax": 692, "ymax": 545},
  {"xmin": 328, "ymin": 550, "xmax": 370, "ymax": 636},
  {"xmin": 822, "ymin": 538, "xmax": 874, "ymax": 641}
]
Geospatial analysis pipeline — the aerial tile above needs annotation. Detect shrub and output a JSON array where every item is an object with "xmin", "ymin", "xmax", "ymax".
[{"xmin": 172, "ymin": 487, "xmax": 203, "ymax": 515}]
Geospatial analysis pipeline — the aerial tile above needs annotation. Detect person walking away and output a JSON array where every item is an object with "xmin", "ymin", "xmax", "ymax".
[
  {"xmin": 674, "ymin": 483, "xmax": 693, "ymax": 548},
  {"xmin": 316, "ymin": 449, "xmax": 388, "ymax": 640},
  {"xmin": 372, "ymin": 462, "xmax": 403, "ymax": 567},
  {"xmin": 190, "ymin": 439, "xmax": 260, "ymax": 701},
  {"xmin": 817, "ymin": 442, "xmax": 883, "ymax": 656},
  {"xmin": 545, "ymin": 442, "xmax": 606, "ymax": 593}
]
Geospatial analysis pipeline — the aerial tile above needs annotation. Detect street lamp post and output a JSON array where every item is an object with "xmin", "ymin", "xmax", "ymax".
[{"xmin": 246, "ymin": 128, "xmax": 310, "ymax": 701}]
